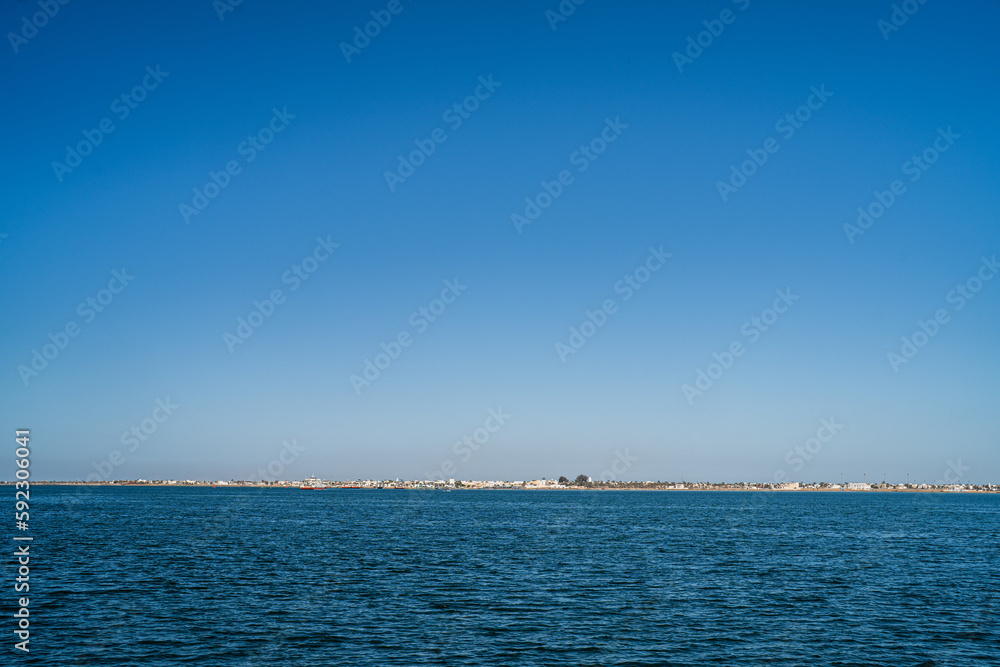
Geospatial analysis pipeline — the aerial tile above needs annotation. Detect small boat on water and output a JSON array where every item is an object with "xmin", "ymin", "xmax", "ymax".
[{"xmin": 300, "ymin": 476, "xmax": 326, "ymax": 490}]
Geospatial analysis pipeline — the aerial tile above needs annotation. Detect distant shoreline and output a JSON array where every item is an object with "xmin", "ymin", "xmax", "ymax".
[{"xmin": 3, "ymin": 482, "xmax": 996, "ymax": 494}]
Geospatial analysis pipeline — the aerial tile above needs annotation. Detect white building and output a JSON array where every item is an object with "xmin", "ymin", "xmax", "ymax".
[{"xmin": 845, "ymin": 482, "xmax": 870, "ymax": 490}]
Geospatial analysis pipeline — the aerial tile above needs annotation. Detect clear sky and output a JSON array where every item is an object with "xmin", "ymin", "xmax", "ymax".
[{"xmin": 2, "ymin": 0, "xmax": 998, "ymax": 485}]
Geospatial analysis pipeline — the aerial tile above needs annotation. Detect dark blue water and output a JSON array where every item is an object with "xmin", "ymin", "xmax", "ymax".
[{"xmin": 15, "ymin": 487, "xmax": 1000, "ymax": 665}]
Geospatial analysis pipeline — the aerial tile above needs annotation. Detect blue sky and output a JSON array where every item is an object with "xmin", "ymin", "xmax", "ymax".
[{"xmin": 2, "ymin": 0, "xmax": 998, "ymax": 484}]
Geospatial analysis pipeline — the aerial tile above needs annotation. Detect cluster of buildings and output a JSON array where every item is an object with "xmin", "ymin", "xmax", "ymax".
[{"xmin": 38, "ymin": 478, "xmax": 999, "ymax": 493}]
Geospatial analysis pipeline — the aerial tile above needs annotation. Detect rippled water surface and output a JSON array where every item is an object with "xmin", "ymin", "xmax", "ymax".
[{"xmin": 21, "ymin": 487, "xmax": 1000, "ymax": 665}]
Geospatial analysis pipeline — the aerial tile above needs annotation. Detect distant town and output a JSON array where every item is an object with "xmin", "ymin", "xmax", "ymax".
[{"xmin": 12, "ymin": 475, "xmax": 999, "ymax": 493}]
